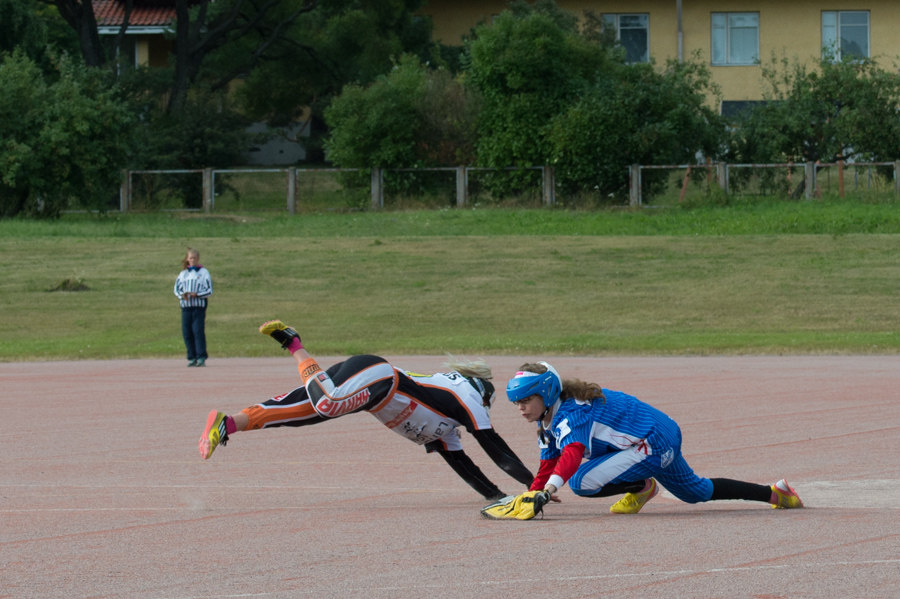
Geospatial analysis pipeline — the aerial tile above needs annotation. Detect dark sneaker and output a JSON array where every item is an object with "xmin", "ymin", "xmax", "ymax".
[{"xmin": 259, "ymin": 320, "xmax": 300, "ymax": 350}]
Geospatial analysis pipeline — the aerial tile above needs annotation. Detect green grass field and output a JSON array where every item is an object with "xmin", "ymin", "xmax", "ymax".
[{"xmin": 1, "ymin": 198, "xmax": 898, "ymax": 361}]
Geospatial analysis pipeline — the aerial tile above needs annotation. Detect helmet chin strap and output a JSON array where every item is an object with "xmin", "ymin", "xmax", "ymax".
[{"xmin": 540, "ymin": 397, "xmax": 561, "ymax": 422}]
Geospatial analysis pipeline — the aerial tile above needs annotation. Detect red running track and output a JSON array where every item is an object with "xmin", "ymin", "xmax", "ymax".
[{"xmin": 1, "ymin": 356, "xmax": 898, "ymax": 599}]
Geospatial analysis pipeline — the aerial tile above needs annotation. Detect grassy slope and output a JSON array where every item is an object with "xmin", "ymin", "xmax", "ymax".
[{"xmin": 1, "ymin": 200, "xmax": 898, "ymax": 360}]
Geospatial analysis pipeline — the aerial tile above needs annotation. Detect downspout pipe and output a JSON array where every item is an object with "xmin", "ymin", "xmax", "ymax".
[{"xmin": 677, "ymin": 0, "xmax": 684, "ymax": 62}]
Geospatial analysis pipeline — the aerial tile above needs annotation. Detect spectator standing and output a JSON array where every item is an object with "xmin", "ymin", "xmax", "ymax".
[{"xmin": 174, "ymin": 248, "xmax": 212, "ymax": 367}]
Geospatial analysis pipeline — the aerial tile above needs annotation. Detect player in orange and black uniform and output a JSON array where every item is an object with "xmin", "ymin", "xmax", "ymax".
[{"xmin": 198, "ymin": 321, "xmax": 533, "ymax": 501}]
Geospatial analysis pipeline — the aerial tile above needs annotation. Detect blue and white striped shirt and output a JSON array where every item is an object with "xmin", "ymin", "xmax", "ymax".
[
  {"xmin": 540, "ymin": 389, "xmax": 679, "ymax": 461},
  {"xmin": 174, "ymin": 266, "xmax": 213, "ymax": 308}
]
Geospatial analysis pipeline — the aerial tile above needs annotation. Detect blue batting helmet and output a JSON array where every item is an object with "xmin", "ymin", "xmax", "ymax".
[{"xmin": 506, "ymin": 362, "xmax": 562, "ymax": 409}]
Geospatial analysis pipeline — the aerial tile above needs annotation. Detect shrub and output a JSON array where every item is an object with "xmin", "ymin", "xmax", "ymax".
[
  {"xmin": 548, "ymin": 57, "xmax": 726, "ymax": 202},
  {"xmin": 0, "ymin": 51, "xmax": 134, "ymax": 217},
  {"xmin": 325, "ymin": 55, "xmax": 478, "ymax": 198},
  {"xmin": 128, "ymin": 88, "xmax": 251, "ymax": 210},
  {"xmin": 732, "ymin": 54, "xmax": 900, "ymax": 165}
]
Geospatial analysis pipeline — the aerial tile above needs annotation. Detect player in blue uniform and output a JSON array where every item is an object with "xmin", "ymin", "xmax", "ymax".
[{"xmin": 507, "ymin": 362, "xmax": 803, "ymax": 514}]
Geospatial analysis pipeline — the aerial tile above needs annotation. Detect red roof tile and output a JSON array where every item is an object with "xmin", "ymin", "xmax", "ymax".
[{"xmin": 94, "ymin": 1, "xmax": 176, "ymax": 28}]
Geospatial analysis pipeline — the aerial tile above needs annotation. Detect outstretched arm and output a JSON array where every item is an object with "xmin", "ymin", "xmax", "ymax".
[
  {"xmin": 433, "ymin": 448, "xmax": 505, "ymax": 500},
  {"xmin": 471, "ymin": 428, "xmax": 534, "ymax": 487},
  {"xmin": 540, "ymin": 442, "xmax": 586, "ymax": 496}
]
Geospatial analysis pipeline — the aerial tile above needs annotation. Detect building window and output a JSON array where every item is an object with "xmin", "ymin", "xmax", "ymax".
[
  {"xmin": 822, "ymin": 11, "xmax": 869, "ymax": 60},
  {"xmin": 601, "ymin": 14, "xmax": 649, "ymax": 63},
  {"xmin": 720, "ymin": 100, "xmax": 769, "ymax": 119},
  {"xmin": 711, "ymin": 13, "xmax": 759, "ymax": 65}
]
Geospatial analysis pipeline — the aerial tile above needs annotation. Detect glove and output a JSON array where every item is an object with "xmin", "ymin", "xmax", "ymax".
[{"xmin": 481, "ymin": 490, "xmax": 551, "ymax": 520}]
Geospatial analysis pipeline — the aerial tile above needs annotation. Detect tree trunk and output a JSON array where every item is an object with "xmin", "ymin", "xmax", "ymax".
[
  {"xmin": 167, "ymin": 0, "xmax": 198, "ymax": 114},
  {"xmin": 45, "ymin": 0, "xmax": 132, "ymax": 69},
  {"xmin": 49, "ymin": 0, "xmax": 106, "ymax": 66}
]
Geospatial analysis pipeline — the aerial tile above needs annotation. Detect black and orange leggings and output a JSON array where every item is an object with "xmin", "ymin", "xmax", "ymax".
[{"xmin": 241, "ymin": 386, "xmax": 325, "ymax": 431}]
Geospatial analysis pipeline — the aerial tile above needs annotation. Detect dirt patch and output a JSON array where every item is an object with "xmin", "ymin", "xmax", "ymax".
[{"xmin": 47, "ymin": 278, "xmax": 90, "ymax": 292}]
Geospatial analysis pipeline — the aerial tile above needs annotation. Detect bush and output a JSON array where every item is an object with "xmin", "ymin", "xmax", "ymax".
[
  {"xmin": 548, "ymin": 57, "xmax": 726, "ymax": 202},
  {"xmin": 732, "ymin": 54, "xmax": 900, "ymax": 165},
  {"xmin": 324, "ymin": 55, "xmax": 478, "ymax": 197},
  {"xmin": 324, "ymin": 56, "xmax": 424, "ymax": 169},
  {"xmin": 128, "ymin": 87, "xmax": 252, "ymax": 210},
  {"xmin": 464, "ymin": 2, "xmax": 617, "ymax": 197},
  {"xmin": 0, "ymin": 51, "xmax": 134, "ymax": 217}
]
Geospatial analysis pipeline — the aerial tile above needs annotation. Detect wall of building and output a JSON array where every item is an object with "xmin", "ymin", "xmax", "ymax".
[
  {"xmin": 421, "ymin": 0, "xmax": 506, "ymax": 44},
  {"xmin": 420, "ymin": 0, "xmax": 900, "ymax": 108}
]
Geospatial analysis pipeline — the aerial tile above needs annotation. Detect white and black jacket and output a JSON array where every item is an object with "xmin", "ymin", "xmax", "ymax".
[{"xmin": 174, "ymin": 266, "xmax": 213, "ymax": 308}]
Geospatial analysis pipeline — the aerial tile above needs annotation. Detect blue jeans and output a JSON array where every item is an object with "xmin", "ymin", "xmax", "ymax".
[{"xmin": 181, "ymin": 307, "xmax": 207, "ymax": 361}]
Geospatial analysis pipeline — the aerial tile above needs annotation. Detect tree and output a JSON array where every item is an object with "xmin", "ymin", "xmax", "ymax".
[
  {"xmin": 39, "ymin": 0, "xmax": 133, "ymax": 67},
  {"xmin": 1, "ymin": 0, "xmax": 47, "ymax": 59},
  {"xmin": 40, "ymin": 0, "xmax": 435, "ymax": 166},
  {"xmin": 167, "ymin": 0, "xmax": 320, "ymax": 113},
  {"xmin": 0, "ymin": 52, "xmax": 134, "ymax": 217},
  {"xmin": 324, "ymin": 55, "xmax": 478, "ymax": 169},
  {"xmin": 465, "ymin": 2, "xmax": 614, "ymax": 171},
  {"xmin": 548, "ymin": 56, "xmax": 726, "ymax": 200},
  {"xmin": 0, "ymin": 0, "xmax": 79, "ymax": 68},
  {"xmin": 233, "ymin": 0, "xmax": 434, "ymax": 161},
  {"xmin": 732, "ymin": 54, "xmax": 900, "ymax": 165},
  {"xmin": 39, "ymin": 0, "xmax": 319, "ymax": 111},
  {"xmin": 462, "ymin": 0, "xmax": 624, "ymax": 200},
  {"xmin": 42, "ymin": 0, "xmax": 432, "ymax": 120}
]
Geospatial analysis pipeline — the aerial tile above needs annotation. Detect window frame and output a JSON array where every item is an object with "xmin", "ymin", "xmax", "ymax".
[
  {"xmin": 710, "ymin": 12, "xmax": 760, "ymax": 66},
  {"xmin": 822, "ymin": 10, "xmax": 870, "ymax": 61},
  {"xmin": 601, "ymin": 13, "xmax": 650, "ymax": 64}
]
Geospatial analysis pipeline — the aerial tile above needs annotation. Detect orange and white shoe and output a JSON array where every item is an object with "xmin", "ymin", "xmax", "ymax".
[
  {"xmin": 199, "ymin": 410, "xmax": 229, "ymax": 460},
  {"xmin": 771, "ymin": 479, "xmax": 804, "ymax": 509},
  {"xmin": 610, "ymin": 479, "xmax": 659, "ymax": 514}
]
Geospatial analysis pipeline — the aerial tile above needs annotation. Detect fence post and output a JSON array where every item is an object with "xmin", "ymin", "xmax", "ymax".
[
  {"xmin": 678, "ymin": 166, "xmax": 692, "ymax": 203},
  {"xmin": 717, "ymin": 162, "xmax": 729, "ymax": 195},
  {"xmin": 542, "ymin": 166, "xmax": 555, "ymax": 206},
  {"xmin": 371, "ymin": 168, "xmax": 383, "ymax": 210},
  {"xmin": 287, "ymin": 167, "xmax": 297, "ymax": 215},
  {"xmin": 120, "ymin": 169, "xmax": 131, "ymax": 213},
  {"xmin": 895, "ymin": 161, "xmax": 900, "ymax": 195},
  {"xmin": 455, "ymin": 167, "xmax": 468, "ymax": 207},
  {"xmin": 202, "ymin": 168, "xmax": 213, "ymax": 213},
  {"xmin": 804, "ymin": 162, "xmax": 815, "ymax": 199},
  {"xmin": 838, "ymin": 160, "xmax": 844, "ymax": 198},
  {"xmin": 629, "ymin": 164, "xmax": 641, "ymax": 206}
]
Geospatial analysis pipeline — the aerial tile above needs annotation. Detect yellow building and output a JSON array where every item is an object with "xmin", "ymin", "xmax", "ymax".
[
  {"xmin": 421, "ymin": 1, "xmax": 900, "ymax": 113},
  {"xmin": 95, "ymin": 0, "xmax": 174, "ymax": 68}
]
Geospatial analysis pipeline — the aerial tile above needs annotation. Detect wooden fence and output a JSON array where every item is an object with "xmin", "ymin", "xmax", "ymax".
[
  {"xmin": 119, "ymin": 166, "xmax": 557, "ymax": 213},
  {"xmin": 116, "ymin": 161, "xmax": 900, "ymax": 212},
  {"xmin": 628, "ymin": 161, "xmax": 900, "ymax": 205}
]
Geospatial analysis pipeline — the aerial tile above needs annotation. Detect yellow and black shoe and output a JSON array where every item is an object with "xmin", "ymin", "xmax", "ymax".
[
  {"xmin": 771, "ymin": 479, "xmax": 804, "ymax": 509},
  {"xmin": 199, "ymin": 410, "xmax": 229, "ymax": 460},
  {"xmin": 259, "ymin": 320, "xmax": 300, "ymax": 350},
  {"xmin": 610, "ymin": 478, "xmax": 659, "ymax": 514}
]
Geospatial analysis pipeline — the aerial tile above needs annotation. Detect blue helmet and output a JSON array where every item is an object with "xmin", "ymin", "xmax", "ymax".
[{"xmin": 506, "ymin": 362, "xmax": 562, "ymax": 410}]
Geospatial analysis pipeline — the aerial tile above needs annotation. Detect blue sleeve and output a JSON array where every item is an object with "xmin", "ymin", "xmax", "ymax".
[{"xmin": 551, "ymin": 405, "xmax": 592, "ymax": 452}]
